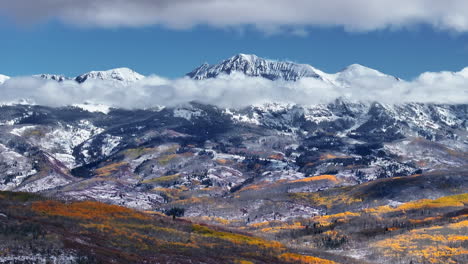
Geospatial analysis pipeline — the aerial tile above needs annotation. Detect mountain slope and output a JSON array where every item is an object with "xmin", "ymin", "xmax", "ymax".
[
  {"xmin": 0, "ymin": 191, "xmax": 342, "ymax": 264},
  {"xmin": 0, "ymin": 101, "xmax": 465, "ymax": 208}
]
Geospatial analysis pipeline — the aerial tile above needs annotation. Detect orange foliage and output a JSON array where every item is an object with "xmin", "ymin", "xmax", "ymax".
[
  {"xmin": 216, "ymin": 159, "xmax": 228, "ymax": 164},
  {"xmin": 234, "ymin": 260, "xmax": 254, "ymax": 264},
  {"xmin": 397, "ymin": 193, "xmax": 468, "ymax": 211},
  {"xmin": 315, "ymin": 211, "xmax": 359, "ymax": 225},
  {"xmin": 319, "ymin": 154, "xmax": 338, "ymax": 160},
  {"xmin": 173, "ymin": 196, "xmax": 210, "ymax": 205},
  {"xmin": 268, "ymin": 153, "xmax": 284, "ymax": 160},
  {"xmin": 374, "ymin": 219, "xmax": 468, "ymax": 264},
  {"xmin": 249, "ymin": 221, "xmax": 282, "ymax": 228},
  {"xmin": 409, "ymin": 216, "xmax": 441, "ymax": 224},
  {"xmin": 192, "ymin": 216, "xmax": 239, "ymax": 226},
  {"xmin": 447, "ymin": 220, "xmax": 468, "ymax": 228},
  {"xmin": 240, "ymin": 181, "xmax": 272, "ymax": 192},
  {"xmin": 361, "ymin": 193, "xmax": 468, "ymax": 217},
  {"xmin": 32, "ymin": 200, "xmax": 150, "ymax": 221},
  {"xmin": 260, "ymin": 222, "xmax": 305, "ymax": 233},
  {"xmin": 81, "ymin": 222, "xmax": 162, "ymax": 250},
  {"xmin": 279, "ymin": 253, "xmax": 336, "ymax": 264},
  {"xmin": 0, "ymin": 192, "xmax": 343, "ymax": 264},
  {"xmin": 291, "ymin": 175, "xmax": 339, "ymax": 184}
]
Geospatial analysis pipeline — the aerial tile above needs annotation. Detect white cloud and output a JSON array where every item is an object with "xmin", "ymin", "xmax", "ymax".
[
  {"xmin": 3, "ymin": 0, "xmax": 468, "ymax": 33},
  {"xmin": 0, "ymin": 69, "xmax": 466, "ymax": 109}
]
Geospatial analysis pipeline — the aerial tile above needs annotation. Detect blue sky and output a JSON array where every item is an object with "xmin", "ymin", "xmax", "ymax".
[{"xmin": 1, "ymin": 1, "xmax": 468, "ymax": 79}]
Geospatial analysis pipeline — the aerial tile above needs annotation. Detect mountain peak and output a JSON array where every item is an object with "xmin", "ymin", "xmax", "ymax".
[
  {"xmin": 229, "ymin": 53, "xmax": 259, "ymax": 62},
  {"xmin": 187, "ymin": 54, "xmax": 324, "ymax": 81},
  {"xmin": 341, "ymin": 64, "xmax": 386, "ymax": 76},
  {"xmin": 333, "ymin": 64, "xmax": 400, "ymax": 86},
  {"xmin": 0, "ymin": 74, "xmax": 10, "ymax": 84},
  {"xmin": 34, "ymin": 74, "xmax": 70, "ymax": 82},
  {"xmin": 75, "ymin": 67, "xmax": 145, "ymax": 83}
]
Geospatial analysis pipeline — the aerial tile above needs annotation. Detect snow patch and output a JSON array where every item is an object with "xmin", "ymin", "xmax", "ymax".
[
  {"xmin": 72, "ymin": 103, "xmax": 112, "ymax": 114},
  {"xmin": 17, "ymin": 174, "xmax": 72, "ymax": 192},
  {"xmin": 174, "ymin": 108, "xmax": 204, "ymax": 121},
  {"xmin": 101, "ymin": 134, "xmax": 122, "ymax": 156},
  {"xmin": 75, "ymin": 67, "xmax": 145, "ymax": 84},
  {"xmin": 9, "ymin": 125, "xmax": 37, "ymax": 136}
]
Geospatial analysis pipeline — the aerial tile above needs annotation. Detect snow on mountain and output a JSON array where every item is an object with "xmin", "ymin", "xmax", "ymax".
[
  {"xmin": 30, "ymin": 68, "xmax": 145, "ymax": 84},
  {"xmin": 186, "ymin": 54, "xmax": 402, "ymax": 88},
  {"xmin": 0, "ymin": 143, "xmax": 36, "ymax": 191},
  {"xmin": 34, "ymin": 74, "xmax": 70, "ymax": 82},
  {"xmin": 8, "ymin": 120, "xmax": 105, "ymax": 169},
  {"xmin": 0, "ymin": 74, "xmax": 10, "ymax": 84},
  {"xmin": 186, "ymin": 54, "xmax": 330, "ymax": 81},
  {"xmin": 72, "ymin": 103, "xmax": 112, "ymax": 114},
  {"xmin": 339, "ymin": 64, "xmax": 388, "ymax": 79},
  {"xmin": 0, "ymin": 98, "xmax": 36, "ymax": 107},
  {"xmin": 331, "ymin": 64, "xmax": 400, "ymax": 87},
  {"xmin": 74, "ymin": 67, "xmax": 145, "ymax": 84}
]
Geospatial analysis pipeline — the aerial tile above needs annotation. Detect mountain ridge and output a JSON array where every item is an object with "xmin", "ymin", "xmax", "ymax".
[
  {"xmin": 0, "ymin": 54, "xmax": 402, "ymax": 84},
  {"xmin": 186, "ymin": 54, "xmax": 399, "ymax": 83},
  {"xmin": 26, "ymin": 68, "xmax": 146, "ymax": 84}
]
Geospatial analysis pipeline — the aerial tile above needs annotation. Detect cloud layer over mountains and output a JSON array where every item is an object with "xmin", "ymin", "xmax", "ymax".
[
  {"xmin": 0, "ymin": 68, "xmax": 467, "ymax": 109},
  {"xmin": 3, "ymin": 0, "xmax": 468, "ymax": 33}
]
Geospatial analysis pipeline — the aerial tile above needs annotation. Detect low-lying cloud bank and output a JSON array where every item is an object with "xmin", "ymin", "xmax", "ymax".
[
  {"xmin": 0, "ymin": 70, "xmax": 467, "ymax": 109},
  {"xmin": 3, "ymin": 0, "xmax": 468, "ymax": 34}
]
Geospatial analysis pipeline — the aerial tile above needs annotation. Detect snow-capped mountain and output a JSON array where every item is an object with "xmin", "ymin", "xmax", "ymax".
[
  {"xmin": 74, "ymin": 67, "xmax": 145, "ymax": 84},
  {"xmin": 35, "ymin": 74, "xmax": 71, "ymax": 82},
  {"xmin": 0, "ymin": 74, "xmax": 10, "ymax": 84},
  {"xmin": 186, "ymin": 53, "xmax": 330, "ymax": 81},
  {"xmin": 1, "ymin": 56, "xmax": 400, "ymax": 86},
  {"xmin": 186, "ymin": 54, "xmax": 403, "ymax": 87},
  {"xmin": 17, "ymin": 68, "xmax": 146, "ymax": 84}
]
